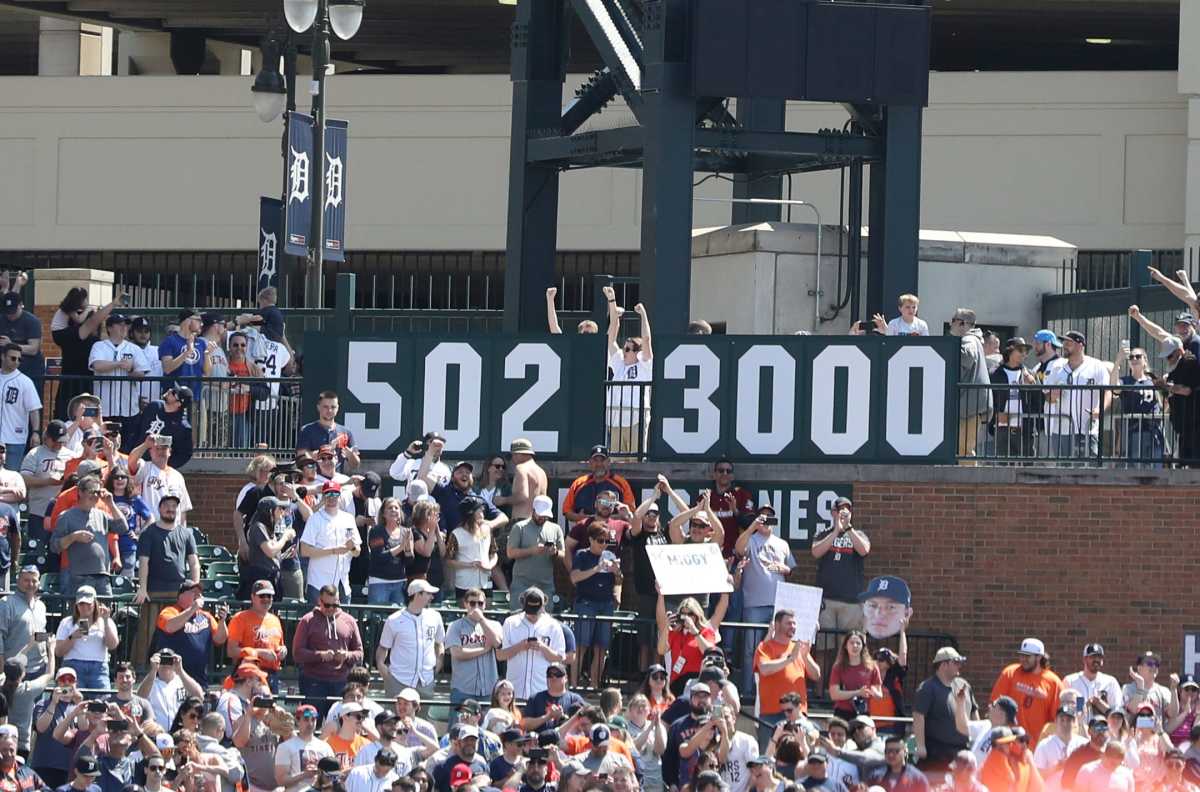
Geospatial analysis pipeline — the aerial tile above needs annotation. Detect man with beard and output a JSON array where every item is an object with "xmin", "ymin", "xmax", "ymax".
[
  {"xmin": 1062, "ymin": 644, "xmax": 1121, "ymax": 724},
  {"xmin": 663, "ymin": 684, "xmax": 716, "ymax": 792},
  {"xmin": 498, "ymin": 588, "xmax": 566, "ymax": 700},
  {"xmin": 561, "ymin": 446, "xmax": 635, "ymax": 526},
  {"xmin": 564, "ymin": 488, "xmax": 629, "ymax": 572},
  {"xmin": 506, "ymin": 496, "xmax": 565, "ymax": 610},
  {"xmin": 990, "ymin": 638, "xmax": 1064, "ymax": 749},
  {"xmin": 521, "ymin": 662, "xmax": 583, "ymax": 733},
  {"xmin": 431, "ymin": 725, "xmax": 490, "ymax": 792},
  {"xmin": 78, "ymin": 708, "xmax": 160, "ymax": 792},
  {"xmin": 0, "ymin": 565, "xmax": 48, "ymax": 674},
  {"xmin": 913, "ymin": 647, "xmax": 974, "ymax": 770},
  {"xmin": 517, "ymin": 748, "xmax": 554, "ymax": 792}
]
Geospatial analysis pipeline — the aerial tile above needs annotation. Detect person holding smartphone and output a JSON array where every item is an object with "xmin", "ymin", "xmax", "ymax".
[{"xmin": 733, "ymin": 505, "xmax": 796, "ymax": 692}]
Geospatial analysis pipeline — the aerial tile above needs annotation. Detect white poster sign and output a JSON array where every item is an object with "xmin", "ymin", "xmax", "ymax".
[
  {"xmin": 646, "ymin": 544, "xmax": 733, "ymax": 596},
  {"xmin": 773, "ymin": 582, "xmax": 823, "ymax": 642}
]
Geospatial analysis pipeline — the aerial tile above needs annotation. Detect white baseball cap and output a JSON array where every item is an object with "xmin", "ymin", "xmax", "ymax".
[
  {"xmin": 532, "ymin": 495, "xmax": 554, "ymax": 518},
  {"xmin": 1019, "ymin": 637, "xmax": 1046, "ymax": 656},
  {"xmin": 407, "ymin": 579, "xmax": 439, "ymax": 596}
]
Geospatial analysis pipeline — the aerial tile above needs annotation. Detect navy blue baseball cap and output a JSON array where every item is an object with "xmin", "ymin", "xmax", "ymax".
[{"xmin": 857, "ymin": 575, "xmax": 911, "ymax": 606}]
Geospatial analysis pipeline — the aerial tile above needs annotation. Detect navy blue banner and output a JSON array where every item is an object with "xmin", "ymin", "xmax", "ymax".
[
  {"xmin": 322, "ymin": 119, "xmax": 348, "ymax": 263},
  {"xmin": 284, "ymin": 112, "xmax": 314, "ymax": 257},
  {"xmin": 258, "ymin": 196, "xmax": 283, "ymax": 290}
]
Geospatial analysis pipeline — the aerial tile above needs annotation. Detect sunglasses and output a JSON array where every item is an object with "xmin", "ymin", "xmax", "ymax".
[
  {"xmin": 346, "ymin": 712, "xmax": 364, "ymax": 719},
  {"xmin": 715, "ymin": 467, "xmax": 733, "ymax": 474},
  {"xmin": 1144, "ymin": 661, "xmax": 1161, "ymax": 668},
  {"xmin": 1129, "ymin": 353, "xmax": 1145, "ymax": 359},
  {"xmin": 466, "ymin": 600, "xmax": 486, "ymax": 607},
  {"xmin": 320, "ymin": 602, "xmax": 340, "ymax": 610},
  {"xmin": 256, "ymin": 593, "xmax": 274, "ymax": 599},
  {"xmin": 490, "ymin": 463, "xmax": 505, "ymax": 469},
  {"xmin": 650, "ymin": 673, "xmax": 667, "ymax": 681},
  {"xmin": 546, "ymin": 671, "xmax": 566, "ymax": 678}
]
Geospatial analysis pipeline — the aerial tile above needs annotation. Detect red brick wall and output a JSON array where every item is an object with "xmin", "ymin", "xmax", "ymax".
[{"xmin": 185, "ymin": 472, "xmax": 1198, "ymax": 693}]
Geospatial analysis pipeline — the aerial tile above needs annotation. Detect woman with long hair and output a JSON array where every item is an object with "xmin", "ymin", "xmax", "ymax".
[
  {"xmin": 638, "ymin": 664, "xmax": 675, "ymax": 718},
  {"xmin": 828, "ymin": 630, "xmax": 883, "ymax": 721},
  {"xmin": 1166, "ymin": 676, "xmax": 1200, "ymax": 747},
  {"xmin": 869, "ymin": 639, "xmax": 909, "ymax": 737},
  {"xmin": 407, "ymin": 500, "xmax": 440, "ymax": 583},
  {"xmin": 475, "ymin": 454, "xmax": 514, "ymax": 589},
  {"xmin": 655, "ymin": 590, "xmax": 727, "ymax": 696},
  {"xmin": 106, "ymin": 467, "xmax": 152, "ymax": 572},
  {"xmin": 53, "ymin": 587, "xmax": 118, "ymax": 690},
  {"xmin": 1131, "ymin": 705, "xmax": 1173, "ymax": 788},
  {"xmin": 50, "ymin": 288, "xmax": 118, "ymax": 420},
  {"xmin": 239, "ymin": 496, "xmax": 294, "ymax": 599},
  {"xmin": 169, "ymin": 697, "xmax": 206, "ymax": 734},
  {"xmin": 444, "ymin": 497, "xmax": 500, "ymax": 601},
  {"xmin": 367, "ymin": 498, "xmax": 412, "ymax": 606},
  {"xmin": 747, "ymin": 755, "xmax": 787, "ymax": 792},
  {"xmin": 482, "ymin": 678, "xmax": 522, "ymax": 734}
]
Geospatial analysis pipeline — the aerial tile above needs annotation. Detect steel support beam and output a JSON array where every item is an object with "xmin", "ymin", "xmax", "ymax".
[
  {"xmin": 527, "ymin": 126, "xmax": 644, "ymax": 164},
  {"xmin": 568, "ymin": 0, "xmax": 644, "ymax": 119},
  {"xmin": 640, "ymin": 0, "xmax": 694, "ymax": 333},
  {"xmin": 731, "ymin": 99, "xmax": 785, "ymax": 224},
  {"xmin": 694, "ymin": 128, "xmax": 881, "ymax": 158},
  {"xmin": 879, "ymin": 105, "xmax": 922, "ymax": 312},
  {"xmin": 847, "ymin": 158, "xmax": 864, "ymax": 322},
  {"xmin": 503, "ymin": 0, "xmax": 569, "ymax": 333}
]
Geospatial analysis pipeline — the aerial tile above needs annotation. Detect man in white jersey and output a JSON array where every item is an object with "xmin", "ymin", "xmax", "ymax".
[
  {"xmin": 128, "ymin": 434, "xmax": 193, "ymax": 524},
  {"xmin": 246, "ymin": 325, "xmax": 292, "ymax": 447},
  {"xmin": 0, "ymin": 343, "xmax": 41, "ymax": 467},
  {"xmin": 1062, "ymin": 643, "xmax": 1123, "ymax": 726},
  {"xmin": 1043, "ymin": 330, "xmax": 1111, "ymax": 462},
  {"xmin": 129, "ymin": 317, "xmax": 162, "ymax": 405},
  {"xmin": 89, "ymin": 314, "xmax": 149, "ymax": 434}
]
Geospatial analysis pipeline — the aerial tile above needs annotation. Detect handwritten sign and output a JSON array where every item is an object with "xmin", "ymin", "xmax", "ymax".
[
  {"xmin": 773, "ymin": 582, "xmax": 824, "ymax": 643},
  {"xmin": 646, "ymin": 544, "xmax": 733, "ymax": 596}
]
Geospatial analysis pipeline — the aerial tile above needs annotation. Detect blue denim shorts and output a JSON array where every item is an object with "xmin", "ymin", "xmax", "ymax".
[{"xmin": 574, "ymin": 598, "xmax": 615, "ymax": 648}]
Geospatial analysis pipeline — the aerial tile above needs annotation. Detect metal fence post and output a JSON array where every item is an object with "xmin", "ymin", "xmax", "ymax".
[
  {"xmin": 334, "ymin": 271, "xmax": 356, "ymax": 338},
  {"xmin": 1129, "ymin": 249, "xmax": 1153, "ymax": 349}
]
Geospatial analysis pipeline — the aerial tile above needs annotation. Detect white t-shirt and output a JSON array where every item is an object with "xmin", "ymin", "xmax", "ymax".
[
  {"xmin": 607, "ymin": 350, "xmax": 652, "ymax": 427},
  {"xmin": 299, "ymin": 507, "xmax": 360, "ymax": 593},
  {"xmin": 147, "ymin": 674, "xmax": 186, "ymax": 729},
  {"xmin": 275, "ymin": 735, "xmax": 335, "ymax": 792},
  {"xmin": 55, "ymin": 615, "xmax": 107, "ymax": 663},
  {"xmin": 135, "ymin": 461, "xmax": 193, "ymax": 524},
  {"xmin": 0, "ymin": 369, "xmax": 40, "ymax": 445},
  {"xmin": 997, "ymin": 366, "xmax": 1025, "ymax": 426},
  {"xmin": 88, "ymin": 339, "xmax": 149, "ymax": 417},
  {"xmin": 1044, "ymin": 355, "xmax": 1110, "ymax": 435},
  {"xmin": 1076, "ymin": 759, "xmax": 1135, "ymax": 792},
  {"xmin": 719, "ymin": 731, "xmax": 759, "ymax": 792},
  {"xmin": 501, "ymin": 612, "xmax": 566, "ymax": 699},
  {"xmin": 388, "ymin": 455, "xmax": 451, "ymax": 488},
  {"xmin": 886, "ymin": 316, "xmax": 930, "ymax": 336},
  {"xmin": 355, "ymin": 742, "xmax": 417, "ymax": 774},
  {"xmin": 344, "ymin": 765, "xmax": 397, "ymax": 792},
  {"xmin": 216, "ymin": 689, "xmax": 248, "ymax": 739},
  {"xmin": 1033, "ymin": 732, "xmax": 1088, "ymax": 772},
  {"xmin": 135, "ymin": 343, "xmax": 162, "ymax": 404},
  {"xmin": 1063, "ymin": 671, "xmax": 1124, "ymax": 723},
  {"xmin": 379, "ymin": 607, "xmax": 446, "ymax": 688}
]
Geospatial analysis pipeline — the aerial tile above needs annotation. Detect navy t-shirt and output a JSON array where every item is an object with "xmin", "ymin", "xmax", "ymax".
[
  {"xmin": 523, "ymin": 689, "xmax": 585, "ymax": 730},
  {"xmin": 0, "ymin": 502, "xmax": 18, "ymax": 569},
  {"xmin": 489, "ymin": 755, "xmax": 519, "ymax": 783},
  {"xmin": 296, "ymin": 421, "xmax": 355, "ymax": 460},
  {"xmin": 154, "ymin": 607, "xmax": 216, "ymax": 683},
  {"xmin": 571, "ymin": 549, "xmax": 615, "ymax": 602}
]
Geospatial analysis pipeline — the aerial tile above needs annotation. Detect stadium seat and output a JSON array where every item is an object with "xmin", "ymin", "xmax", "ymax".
[
  {"xmin": 201, "ymin": 579, "xmax": 235, "ymax": 599},
  {"xmin": 196, "ymin": 545, "xmax": 231, "ymax": 562},
  {"xmin": 111, "ymin": 575, "xmax": 134, "ymax": 596},
  {"xmin": 39, "ymin": 573, "xmax": 60, "ymax": 594},
  {"xmin": 205, "ymin": 561, "xmax": 239, "ymax": 580}
]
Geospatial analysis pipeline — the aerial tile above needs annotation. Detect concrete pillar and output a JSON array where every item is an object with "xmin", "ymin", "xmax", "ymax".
[
  {"xmin": 117, "ymin": 31, "xmax": 173, "ymax": 75},
  {"xmin": 37, "ymin": 17, "xmax": 80, "ymax": 76},
  {"xmin": 1179, "ymin": 0, "xmax": 1200, "ymax": 253}
]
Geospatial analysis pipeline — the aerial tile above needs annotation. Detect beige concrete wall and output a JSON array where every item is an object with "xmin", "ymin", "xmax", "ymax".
[{"xmin": 0, "ymin": 70, "xmax": 1185, "ymax": 252}]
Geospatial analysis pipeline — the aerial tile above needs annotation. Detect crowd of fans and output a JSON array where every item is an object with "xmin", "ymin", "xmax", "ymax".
[{"xmin": 0, "ymin": 277, "xmax": 1188, "ymax": 792}]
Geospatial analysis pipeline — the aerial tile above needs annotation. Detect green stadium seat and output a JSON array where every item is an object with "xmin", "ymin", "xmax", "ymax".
[
  {"xmin": 205, "ymin": 561, "xmax": 239, "ymax": 580},
  {"xmin": 111, "ymin": 576, "xmax": 134, "ymax": 596},
  {"xmin": 196, "ymin": 545, "xmax": 232, "ymax": 562},
  {"xmin": 39, "ymin": 573, "xmax": 60, "ymax": 594},
  {"xmin": 201, "ymin": 579, "xmax": 235, "ymax": 599}
]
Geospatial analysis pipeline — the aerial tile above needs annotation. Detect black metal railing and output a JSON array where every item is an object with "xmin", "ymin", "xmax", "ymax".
[
  {"xmin": 604, "ymin": 381, "xmax": 653, "ymax": 459},
  {"xmin": 958, "ymin": 382, "xmax": 1198, "ymax": 467},
  {"xmin": 38, "ymin": 373, "xmax": 303, "ymax": 458}
]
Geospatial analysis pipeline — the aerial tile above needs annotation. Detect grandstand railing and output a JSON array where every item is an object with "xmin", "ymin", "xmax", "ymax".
[
  {"xmin": 38, "ymin": 588, "xmax": 955, "ymax": 706},
  {"xmin": 37, "ymin": 373, "xmax": 304, "ymax": 458},
  {"xmin": 957, "ymin": 382, "xmax": 1198, "ymax": 467}
]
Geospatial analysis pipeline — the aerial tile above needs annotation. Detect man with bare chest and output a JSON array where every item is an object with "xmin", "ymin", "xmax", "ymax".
[{"xmin": 508, "ymin": 439, "xmax": 547, "ymax": 521}]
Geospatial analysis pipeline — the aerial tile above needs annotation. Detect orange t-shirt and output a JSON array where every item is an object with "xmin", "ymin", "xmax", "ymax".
[
  {"xmin": 63, "ymin": 456, "xmax": 111, "ymax": 482},
  {"xmin": 326, "ymin": 734, "xmax": 371, "ymax": 769},
  {"xmin": 754, "ymin": 638, "xmax": 809, "ymax": 715},
  {"xmin": 229, "ymin": 359, "xmax": 252, "ymax": 414},
  {"xmin": 226, "ymin": 610, "xmax": 286, "ymax": 671},
  {"xmin": 990, "ymin": 664, "xmax": 1064, "ymax": 747}
]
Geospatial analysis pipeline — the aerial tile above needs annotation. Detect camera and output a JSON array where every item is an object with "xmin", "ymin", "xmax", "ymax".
[
  {"xmin": 852, "ymin": 696, "xmax": 869, "ymax": 716},
  {"xmin": 77, "ymin": 618, "xmax": 90, "ymax": 632},
  {"xmin": 86, "ymin": 701, "xmax": 107, "ymax": 713},
  {"xmin": 295, "ymin": 486, "xmax": 308, "ymax": 499},
  {"xmin": 763, "ymin": 517, "xmax": 779, "ymax": 527},
  {"xmin": 252, "ymin": 696, "xmax": 275, "ymax": 708},
  {"xmin": 106, "ymin": 719, "xmax": 129, "ymax": 731},
  {"xmin": 82, "ymin": 407, "xmax": 100, "ymax": 418}
]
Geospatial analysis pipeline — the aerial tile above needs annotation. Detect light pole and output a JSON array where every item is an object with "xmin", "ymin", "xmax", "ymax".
[{"xmin": 254, "ymin": 0, "xmax": 364, "ymax": 308}]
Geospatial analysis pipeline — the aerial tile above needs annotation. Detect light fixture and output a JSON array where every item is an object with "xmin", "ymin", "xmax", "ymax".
[
  {"xmin": 329, "ymin": 0, "xmax": 365, "ymax": 39},
  {"xmin": 1085, "ymin": 37, "xmax": 1112, "ymax": 45},
  {"xmin": 251, "ymin": 58, "xmax": 287, "ymax": 122},
  {"xmin": 284, "ymin": 0, "xmax": 319, "ymax": 33},
  {"xmin": 498, "ymin": 0, "xmax": 517, "ymax": 5}
]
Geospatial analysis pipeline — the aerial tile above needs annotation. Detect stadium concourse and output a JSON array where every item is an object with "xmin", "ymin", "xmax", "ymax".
[{"xmin": 0, "ymin": 278, "xmax": 1189, "ymax": 792}]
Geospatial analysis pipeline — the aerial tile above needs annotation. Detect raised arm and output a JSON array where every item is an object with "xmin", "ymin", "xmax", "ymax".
[
  {"xmin": 546, "ymin": 288, "xmax": 563, "ymax": 335},
  {"xmin": 634, "ymin": 302, "xmax": 653, "ymax": 360},
  {"xmin": 604, "ymin": 285, "xmax": 621, "ymax": 357},
  {"xmin": 1148, "ymin": 267, "xmax": 1200, "ymax": 314},
  {"xmin": 1128, "ymin": 305, "xmax": 1170, "ymax": 343}
]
